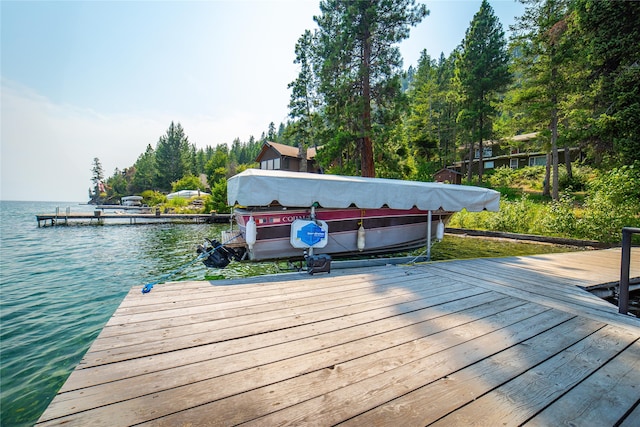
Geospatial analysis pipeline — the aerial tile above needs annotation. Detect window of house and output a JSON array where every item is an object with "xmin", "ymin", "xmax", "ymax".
[
  {"xmin": 273, "ymin": 158, "xmax": 281, "ymax": 170},
  {"xmin": 529, "ymin": 156, "xmax": 546, "ymax": 167},
  {"xmin": 475, "ymin": 147, "xmax": 493, "ymax": 158},
  {"xmin": 510, "ymin": 158, "xmax": 519, "ymax": 169},
  {"xmin": 484, "ymin": 161, "xmax": 494, "ymax": 169},
  {"xmin": 261, "ymin": 160, "xmax": 268, "ymax": 170}
]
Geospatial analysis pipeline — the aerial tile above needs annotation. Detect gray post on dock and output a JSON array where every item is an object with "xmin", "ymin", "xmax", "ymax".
[
  {"xmin": 427, "ymin": 210, "xmax": 432, "ymax": 261},
  {"xmin": 619, "ymin": 227, "xmax": 640, "ymax": 314}
]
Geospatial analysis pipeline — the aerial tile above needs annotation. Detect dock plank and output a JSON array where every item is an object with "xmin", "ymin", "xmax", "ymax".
[
  {"xmin": 37, "ymin": 248, "xmax": 640, "ymax": 426},
  {"xmin": 44, "ymin": 292, "xmax": 512, "ymax": 422},
  {"xmin": 43, "ymin": 297, "xmax": 541, "ymax": 425},
  {"xmin": 429, "ymin": 257, "xmax": 639, "ymax": 330},
  {"xmin": 429, "ymin": 324, "xmax": 638, "ymax": 426},
  {"xmin": 444, "ymin": 256, "xmax": 619, "ymax": 310},
  {"xmin": 80, "ymin": 278, "xmax": 476, "ymax": 366},
  {"xmin": 99, "ymin": 271, "xmax": 446, "ymax": 338},
  {"xmin": 339, "ymin": 315, "xmax": 603, "ymax": 426},
  {"xmin": 236, "ymin": 307, "xmax": 573, "ymax": 427},
  {"xmin": 525, "ymin": 339, "xmax": 640, "ymax": 427},
  {"xmin": 62, "ymin": 288, "xmax": 493, "ymax": 392},
  {"xmin": 35, "ymin": 211, "xmax": 230, "ymax": 226},
  {"xmin": 619, "ymin": 403, "xmax": 640, "ymax": 427}
]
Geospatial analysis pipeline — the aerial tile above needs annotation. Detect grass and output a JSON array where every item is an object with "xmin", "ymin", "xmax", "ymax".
[{"xmin": 428, "ymin": 234, "xmax": 583, "ymax": 261}]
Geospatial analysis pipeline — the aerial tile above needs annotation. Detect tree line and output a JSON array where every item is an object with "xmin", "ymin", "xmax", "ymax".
[
  {"xmin": 89, "ymin": 122, "xmax": 271, "ymax": 204},
  {"xmin": 91, "ymin": 0, "xmax": 639, "ymax": 204}
]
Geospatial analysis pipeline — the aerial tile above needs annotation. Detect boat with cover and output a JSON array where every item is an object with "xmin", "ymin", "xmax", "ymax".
[
  {"xmin": 200, "ymin": 169, "xmax": 500, "ymax": 268},
  {"xmin": 121, "ymin": 195, "xmax": 143, "ymax": 206}
]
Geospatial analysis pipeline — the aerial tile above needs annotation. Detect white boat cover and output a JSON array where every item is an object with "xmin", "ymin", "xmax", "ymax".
[
  {"xmin": 227, "ymin": 169, "xmax": 500, "ymax": 212},
  {"xmin": 166, "ymin": 189, "xmax": 210, "ymax": 200}
]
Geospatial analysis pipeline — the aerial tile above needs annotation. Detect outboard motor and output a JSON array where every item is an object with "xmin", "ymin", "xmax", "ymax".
[{"xmin": 197, "ymin": 239, "xmax": 242, "ymax": 269}]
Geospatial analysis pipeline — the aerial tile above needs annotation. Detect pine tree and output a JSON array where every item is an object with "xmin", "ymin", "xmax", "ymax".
[
  {"xmin": 90, "ymin": 157, "xmax": 104, "ymax": 202},
  {"xmin": 313, "ymin": 0, "xmax": 428, "ymax": 177},
  {"xmin": 407, "ymin": 50, "xmax": 460, "ymax": 173},
  {"xmin": 154, "ymin": 122, "xmax": 191, "ymax": 191},
  {"xmin": 289, "ymin": 29, "xmax": 321, "ymax": 172},
  {"xmin": 131, "ymin": 144, "xmax": 156, "ymax": 193},
  {"xmin": 91, "ymin": 157, "xmax": 104, "ymax": 192},
  {"xmin": 407, "ymin": 50, "xmax": 439, "ymax": 161},
  {"xmin": 456, "ymin": 0, "xmax": 511, "ymax": 183},
  {"xmin": 509, "ymin": 0, "xmax": 573, "ymax": 199},
  {"xmin": 574, "ymin": 0, "xmax": 640, "ymax": 165}
]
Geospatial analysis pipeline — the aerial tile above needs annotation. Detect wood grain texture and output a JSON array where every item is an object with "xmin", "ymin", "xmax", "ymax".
[{"xmin": 37, "ymin": 248, "xmax": 640, "ymax": 427}]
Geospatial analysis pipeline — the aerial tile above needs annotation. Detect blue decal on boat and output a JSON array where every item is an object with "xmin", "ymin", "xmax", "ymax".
[{"xmin": 297, "ymin": 223, "xmax": 326, "ymax": 246}]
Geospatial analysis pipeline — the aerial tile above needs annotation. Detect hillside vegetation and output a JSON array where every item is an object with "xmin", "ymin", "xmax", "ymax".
[{"xmin": 450, "ymin": 163, "xmax": 640, "ymax": 243}]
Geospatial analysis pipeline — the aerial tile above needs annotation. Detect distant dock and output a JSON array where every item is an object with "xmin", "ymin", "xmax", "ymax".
[
  {"xmin": 37, "ymin": 248, "xmax": 639, "ymax": 426},
  {"xmin": 35, "ymin": 207, "xmax": 230, "ymax": 227}
]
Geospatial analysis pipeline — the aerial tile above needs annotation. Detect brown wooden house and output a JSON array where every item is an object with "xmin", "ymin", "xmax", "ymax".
[
  {"xmin": 434, "ymin": 168, "xmax": 463, "ymax": 184},
  {"xmin": 449, "ymin": 133, "xmax": 582, "ymax": 175},
  {"xmin": 256, "ymin": 141, "xmax": 321, "ymax": 173}
]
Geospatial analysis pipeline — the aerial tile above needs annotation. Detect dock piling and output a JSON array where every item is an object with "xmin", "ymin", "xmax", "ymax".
[{"xmin": 619, "ymin": 227, "xmax": 640, "ymax": 315}]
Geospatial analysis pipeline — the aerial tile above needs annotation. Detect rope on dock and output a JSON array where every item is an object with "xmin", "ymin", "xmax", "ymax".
[{"xmin": 141, "ymin": 233, "xmax": 242, "ymax": 294}]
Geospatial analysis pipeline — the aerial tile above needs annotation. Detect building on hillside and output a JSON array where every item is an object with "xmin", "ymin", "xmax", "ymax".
[
  {"xmin": 449, "ymin": 132, "xmax": 583, "ymax": 175},
  {"xmin": 256, "ymin": 141, "xmax": 322, "ymax": 173},
  {"xmin": 433, "ymin": 168, "xmax": 463, "ymax": 185}
]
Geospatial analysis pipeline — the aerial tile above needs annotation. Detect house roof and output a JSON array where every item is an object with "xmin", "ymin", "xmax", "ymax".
[
  {"xmin": 475, "ymin": 132, "xmax": 540, "ymax": 148},
  {"xmin": 509, "ymin": 132, "xmax": 539, "ymax": 142},
  {"xmin": 435, "ymin": 168, "xmax": 463, "ymax": 176},
  {"xmin": 256, "ymin": 141, "xmax": 318, "ymax": 162}
]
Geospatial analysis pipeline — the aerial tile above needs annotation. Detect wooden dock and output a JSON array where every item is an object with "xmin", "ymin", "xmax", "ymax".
[
  {"xmin": 35, "ymin": 211, "xmax": 231, "ymax": 227},
  {"xmin": 37, "ymin": 248, "xmax": 639, "ymax": 426}
]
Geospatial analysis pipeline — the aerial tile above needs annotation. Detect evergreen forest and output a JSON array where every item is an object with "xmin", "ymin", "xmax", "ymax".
[{"xmin": 89, "ymin": 0, "xmax": 640, "ymax": 242}]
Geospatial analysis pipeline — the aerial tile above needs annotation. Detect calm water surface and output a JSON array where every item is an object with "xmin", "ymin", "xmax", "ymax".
[{"xmin": 0, "ymin": 201, "xmax": 233, "ymax": 426}]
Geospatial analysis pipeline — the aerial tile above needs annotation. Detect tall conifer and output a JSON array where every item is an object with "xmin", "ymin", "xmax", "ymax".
[
  {"xmin": 313, "ymin": 0, "xmax": 428, "ymax": 177},
  {"xmin": 155, "ymin": 122, "xmax": 190, "ymax": 191},
  {"xmin": 456, "ymin": 0, "xmax": 511, "ymax": 183}
]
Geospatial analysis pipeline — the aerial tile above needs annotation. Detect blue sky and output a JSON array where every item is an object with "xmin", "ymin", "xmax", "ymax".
[{"xmin": 1, "ymin": 0, "xmax": 524, "ymax": 202}]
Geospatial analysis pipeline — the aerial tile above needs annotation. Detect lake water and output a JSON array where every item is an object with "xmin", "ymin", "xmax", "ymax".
[{"xmin": 0, "ymin": 201, "xmax": 235, "ymax": 426}]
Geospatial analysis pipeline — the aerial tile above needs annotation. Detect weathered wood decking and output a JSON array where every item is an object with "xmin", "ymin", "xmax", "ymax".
[{"xmin": 38, "ymin": 248, "xmax": 640, "ymax": 426}]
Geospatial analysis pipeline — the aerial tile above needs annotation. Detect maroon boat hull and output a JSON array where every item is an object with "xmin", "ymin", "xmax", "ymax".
[{"xmin": 233, "ymin": 207, "xmax": 451, "ymax": 261}]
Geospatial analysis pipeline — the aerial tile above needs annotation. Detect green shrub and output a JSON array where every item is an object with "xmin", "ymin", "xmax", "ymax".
[
  {"xmin": 518, "ymin": 165, "xmax": 545, "ymax": 182},
  {"xmin": 496, "ymin": 186, "xmax": 522, "ymax": 201},
  {"xmin": 587, "ymin": 163, "xmax": 640, "ymax": 206},
  {"xmin": 167, "ymin": 197, "xmax": 187, "ymax": 208},
  {"xmin": 542, "ymin": 192, "xmax": 577, "ymax": 237},
  {"xmin": 204, "ymin": 179, "xmax": 231, "ymax": 214},
  {"xmin": 140, "ymin": 190, "xmax": 166, "ymax": 206},
  {"xmin": 486, "ymin": 195, "xmax": 537, "ymax": 234},
  {"xmin": 171, "ymin": 174, "xmax": 208, "ymax": 192},
  {"xmin": 558, "ymin": 165, "xmax": 591, "ymax": 192},
  {"xmin": 488, "ymin": 166, "xmax": 515, "ymax": 188},
  {"xmin": 574, "ymin": 163, "xmax": 640, "ymax": 242},
  {"xmin": 450, "ymin": 162, "xmax": 639, "ymax": 243}
]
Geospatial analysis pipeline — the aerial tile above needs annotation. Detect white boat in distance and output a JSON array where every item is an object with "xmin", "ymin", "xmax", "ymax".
[
  {"xmin": 167, "ymin": 189, "xmax": 210, "ymax": 200},
  {"xmin": 206, "ymin": 169, "xmax": 500, "ymax": 264},
  {"xmin": 121, "ymin": 195, "xmax": 143, "ymax": 206}
]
